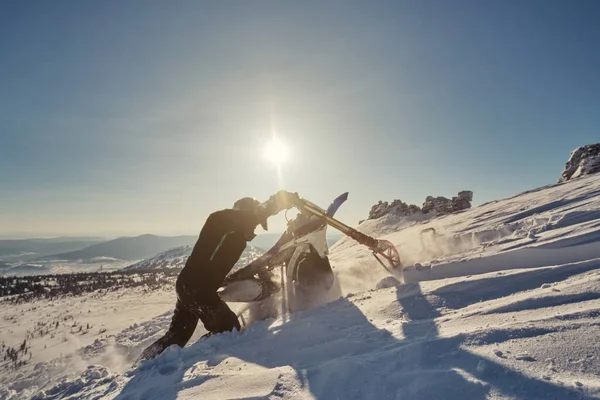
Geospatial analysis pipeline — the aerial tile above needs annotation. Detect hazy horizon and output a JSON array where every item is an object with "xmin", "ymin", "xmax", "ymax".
[{"xmin": 0, "ymin": 230, "xmax": 344, "ymax": 241}]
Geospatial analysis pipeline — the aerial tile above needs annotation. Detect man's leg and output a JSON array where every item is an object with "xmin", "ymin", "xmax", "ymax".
[
  {"xmin": 137, "ymin": 299, "xmax": 199, "ymax": 362},
  {"xmin": 197, "ymin": 298, "xmax": 241, "ymax": 334},
  {"xmin": 177, "ymin": 279, "xmax": 241, "ymax": 335}
]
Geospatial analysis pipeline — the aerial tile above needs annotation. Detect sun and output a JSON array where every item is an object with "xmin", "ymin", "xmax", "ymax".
[{"xmin": 263, "ymin": 137, "xmax": 290, "ymax": 167}]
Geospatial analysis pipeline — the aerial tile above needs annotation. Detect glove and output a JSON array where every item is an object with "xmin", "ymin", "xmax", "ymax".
[
  {"xmin": 273, "ymin": 190, "xmax": 300, "ymax": 210},
  {"xmin": 260, "ymin": 190, "xmax": 300, "ymax": 218}
]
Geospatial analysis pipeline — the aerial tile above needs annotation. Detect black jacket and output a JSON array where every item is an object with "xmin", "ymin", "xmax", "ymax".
[{"xmin": 178, "ymin": 209, "xmax": 260, "ymax": 294}]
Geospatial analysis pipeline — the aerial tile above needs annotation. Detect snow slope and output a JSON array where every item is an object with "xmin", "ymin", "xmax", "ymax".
[
  {"xmin": 3, "ymin": 174, "xmax": 600, "ymax": 399},
  {"xmin": 331, "ymin": 174, "xmax": 600, "ymax": 293}
]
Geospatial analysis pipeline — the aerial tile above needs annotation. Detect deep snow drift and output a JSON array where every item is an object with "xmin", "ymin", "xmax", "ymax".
[{"xmin": 3, "ymin": 174, "xmax": 600, "ymax": 399}]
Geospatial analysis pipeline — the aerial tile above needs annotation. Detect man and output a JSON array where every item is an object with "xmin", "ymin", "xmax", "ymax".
[{"xmin": 138, "ymin": 190, "xmax": 300, "ymax": 361}]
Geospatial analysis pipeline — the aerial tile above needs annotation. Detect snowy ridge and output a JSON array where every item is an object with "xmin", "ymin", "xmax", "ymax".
[
  {"xmin": 3, "ymin": 175, "xmax": 600, "ymax": 399},
  {"xmin": 123, "ymin": 245, "xmax": 193, "ymax": 271},
  {"xmin": 0, "ymin": 259, "xmax": 133, "ymax": 277},
  {"xmin": 331, "ymin": 174, "xmax": 600, "ymax": 292},
  {"xmin": 123, "ymin": 245, "xmax": 264, "ymax": 273},
  {"xmin": 0, "ymin": 263, "xmax": 51, "ymax": 277}
]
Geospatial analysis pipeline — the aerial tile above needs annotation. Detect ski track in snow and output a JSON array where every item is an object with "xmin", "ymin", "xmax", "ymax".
[{"xmin": 2, "ymin": 175, "xmax": 600, "ymax": 399}]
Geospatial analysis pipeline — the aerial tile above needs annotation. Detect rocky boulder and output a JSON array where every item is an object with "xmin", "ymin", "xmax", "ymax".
[
  {"xmin": 365, "ymin": 190, "xmax": 473, "ymax": 221},
  {"xmin": 561, "ymin": 144, "xmax": 600, "ymax": 182},
  {"xmin": 367, "ymin": 199, "xmax": 421, "ymax": 220},
  {"xmin": 422, "ymin": 190, "xmax": 473, "ymax": 215}
]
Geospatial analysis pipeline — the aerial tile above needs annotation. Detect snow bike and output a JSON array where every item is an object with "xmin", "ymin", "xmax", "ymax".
[{"xmin": 218, "ymin": 192, "xmax": 402, "ymax": 324}]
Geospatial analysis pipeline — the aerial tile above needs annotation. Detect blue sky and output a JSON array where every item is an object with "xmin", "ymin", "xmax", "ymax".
[{"xmin": 1, "ymin": 0, "xmax": 599, "ymax": 238}]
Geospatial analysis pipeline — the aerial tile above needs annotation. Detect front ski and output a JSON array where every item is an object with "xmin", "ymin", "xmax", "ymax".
[{"xmin": 296, "ymin": 197, "xmax": 402, "ymax": 272}]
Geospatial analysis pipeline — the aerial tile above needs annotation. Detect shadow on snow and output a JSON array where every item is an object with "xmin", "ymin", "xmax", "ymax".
[{"xmin": 114, "ymin": 279, "xmax": 592, "ymax": 399}]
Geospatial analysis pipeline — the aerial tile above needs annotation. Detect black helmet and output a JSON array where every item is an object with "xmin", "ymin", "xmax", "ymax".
[{"xmin": 232, "ymin": 197, "xmax": 268, "ymax": 230}]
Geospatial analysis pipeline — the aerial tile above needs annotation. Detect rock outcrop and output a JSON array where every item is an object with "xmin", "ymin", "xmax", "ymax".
[
  {"xmin": 422, "ymin": 190, "xmax": 473, "ymax": 215},
  {"xmin": 561, "ymin": 144, "xmax": 600, "ymax": 182},
  {"xmin": 367, "ymin": 199, "xmax": 421, "ymax": 220},
  {"xmin": 365, "ymin": 190, "xmax": 473, "ymax": 221}
]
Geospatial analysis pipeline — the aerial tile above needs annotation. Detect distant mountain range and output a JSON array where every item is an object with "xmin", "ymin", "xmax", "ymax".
[
  {"xmin": 0, "ymin": 231, "xmax": 343, "ymax": 267},
  {"xmin": 0, "ymin": 238, "xmax": 104, "ymax": 261},
  {"xmin": 124, "ymin": 244, "xmax": 264, "ymax": 273},
  {"xmin": 40, "ymin": 234, "xmax": 199, "ymax": 262}
]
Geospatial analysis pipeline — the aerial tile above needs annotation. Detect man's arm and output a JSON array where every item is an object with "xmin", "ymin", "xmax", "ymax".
[
  {"xmin": 258, "ymin": 190, "xmax": 300, "ymax": 219},
  {"xmin": 206, "ymin": 209, "xmax": 258, "ymax": 236}
]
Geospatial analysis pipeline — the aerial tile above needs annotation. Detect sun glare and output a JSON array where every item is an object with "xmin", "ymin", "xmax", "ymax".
[{"xmin": 263, "ymin": 137, "xmax": 290, "ymax": 167}]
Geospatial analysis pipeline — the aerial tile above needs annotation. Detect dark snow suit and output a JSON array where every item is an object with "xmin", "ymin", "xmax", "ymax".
[{"xmin": 139, "ymin": 209, "xmax": 262, "ymax": 360}]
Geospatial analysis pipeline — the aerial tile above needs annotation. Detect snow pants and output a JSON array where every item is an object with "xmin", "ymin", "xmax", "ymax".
[{"xmin": 138, "ymin": 278, "xmax": 240, "ymax": 361}]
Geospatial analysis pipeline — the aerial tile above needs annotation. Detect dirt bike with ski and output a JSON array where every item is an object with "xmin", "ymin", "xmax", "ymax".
[{"xmin": 219, "ymin": 192, "xmax": 402, "ymax": 328}]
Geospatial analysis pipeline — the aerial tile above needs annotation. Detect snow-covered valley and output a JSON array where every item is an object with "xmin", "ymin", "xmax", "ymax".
[{"xmin": 3, "ymin": 174, "xmax": 600, "ymax": 399}]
